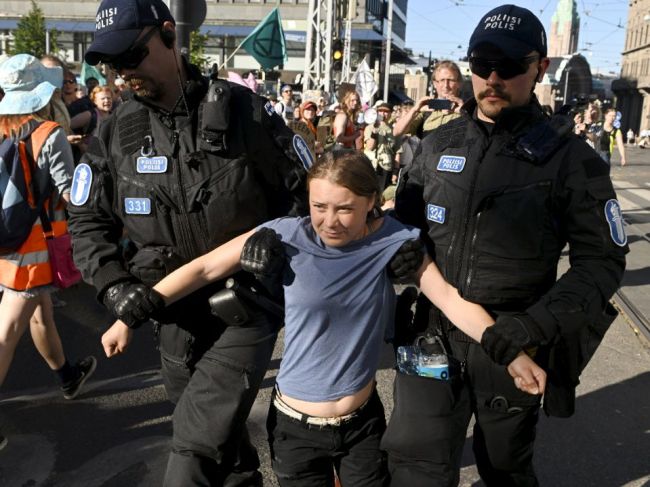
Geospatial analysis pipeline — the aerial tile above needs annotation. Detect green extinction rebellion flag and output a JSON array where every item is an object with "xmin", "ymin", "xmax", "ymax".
[
  {"xmin": 81, "ymin": 62, "xmax": 106, "ymax": 86},
  {"xmin": 241, "ymin": 8, "xmax": 287, "ymax": 70}
]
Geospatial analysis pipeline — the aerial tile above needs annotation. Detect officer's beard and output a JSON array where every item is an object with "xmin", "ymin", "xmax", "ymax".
[
  {"xmin": 477, "ymin": 87, "xmax": 512, "ymax": 121},
  {"xmin": 126, "ymin": 76, "xmax": 161, "ymax": 101}
]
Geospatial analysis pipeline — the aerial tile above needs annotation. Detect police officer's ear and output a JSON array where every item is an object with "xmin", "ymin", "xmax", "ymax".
[
  {"xmin": 160, "ymin": 26, "xmax": 176, "ymax": 49},
  {"xmin": 536, "ymin": 57, "xmax": 550, "ymax": 83}
]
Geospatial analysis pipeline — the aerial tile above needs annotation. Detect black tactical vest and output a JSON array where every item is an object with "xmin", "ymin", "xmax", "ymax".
[{"xmin": 108, "ymin": 81, "xmax": 285, "ymax": 285}]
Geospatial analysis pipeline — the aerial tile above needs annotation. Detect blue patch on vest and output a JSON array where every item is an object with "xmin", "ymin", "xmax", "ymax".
[
  {"xmin": 437, "ymin": 155, "xmax": 466, "ymax": 173},
  {"xmin": 427, "ymin": 204, "xmax": 446, "ymax": 224},
  {"xmin": 604, "ymin": 199, "xmax": 627, "ymax": 246},
  {"xmin": 293, "ymin": 134, "xmax": 314, "ymax": 170},
  {"xmin": 136, "ymin": 156, "xmax": 168, "ymax": 173},
  {"xmin": 124, "ymin": 197, "xmax": 151, "ymax": 215},
  {"xmin": 70, "ymin": 163, "xmax": 92, "ymax": 206},
  {"xmin": 264, "ymin": 101, "xmax": 275, "ymax": 117}
]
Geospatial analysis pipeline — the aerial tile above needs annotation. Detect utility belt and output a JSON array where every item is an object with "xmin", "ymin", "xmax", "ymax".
[{"xmin": 272, "ymin": 386, "xmax": 373, "ymax": 428}]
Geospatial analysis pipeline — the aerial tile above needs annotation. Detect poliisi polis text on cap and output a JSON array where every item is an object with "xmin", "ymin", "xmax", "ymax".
[
  {"xmin": 96, "ymin": 7, "xmax": 118, "ymax": 29},
  {"xmin": 482, "ymin": 14, "xmax": 522, "ymax": 31}
]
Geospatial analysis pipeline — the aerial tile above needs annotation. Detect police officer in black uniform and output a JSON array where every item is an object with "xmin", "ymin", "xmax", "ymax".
[
  {"xmin": 382, "ymin": 5, "xmax": 627, "ymax": 487},
  {"xmin": 67, "ymin": 1, "xmax": 310, "ymax": 485}
]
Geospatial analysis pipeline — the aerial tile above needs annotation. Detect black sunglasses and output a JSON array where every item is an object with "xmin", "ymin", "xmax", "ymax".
[
  {"xmin": 104, "ymin": 27, "xmax": 159, "ymax": 72},
  {"xmin": 63, "ymin": 78, "xmax": 76, "ymax": 85},
  {"xmin": 469, "ymin": 55, "xmax": 539, "ymax": 80}
]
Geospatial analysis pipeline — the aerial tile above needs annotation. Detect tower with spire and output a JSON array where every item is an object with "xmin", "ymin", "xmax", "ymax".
[{"xmin": 548, "ymin": 0, "xmax": 580, "ymax": 57}]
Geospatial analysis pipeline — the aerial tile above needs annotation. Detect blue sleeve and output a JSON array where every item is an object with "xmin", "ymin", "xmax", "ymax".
[
  {"xmin": 383, "ymin": 215, "xmax": 422, "ymax": 250},
  {"xmin": 257, "ymin": 216, "xmax": 302, "ymax": 244}
]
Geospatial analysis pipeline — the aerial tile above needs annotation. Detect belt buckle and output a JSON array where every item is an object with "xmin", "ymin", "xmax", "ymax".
[
  {"xmin": 328, "ymin": 416, "xmax": 342, "ymax": 427},
  {"xmin": 306, "ymin": 416, "xmax": 341, "ymax": 427}
]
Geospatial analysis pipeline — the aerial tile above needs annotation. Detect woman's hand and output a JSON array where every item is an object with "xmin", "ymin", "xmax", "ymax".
[
  {"xmin": 507, "ymin": 352, "xmax": 546, "ymax": 395},
  {"xmin": 101, "ymin": 320, "xmax": 133, "ymax": 358}
]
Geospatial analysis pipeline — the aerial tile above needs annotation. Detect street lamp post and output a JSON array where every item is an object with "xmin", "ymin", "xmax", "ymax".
[
  {"xmin": 383, "ymin": 0, "xmax": 394, "ymax": 102},
  {"xmin": 564, "ymin": 66, "xmax": 572, "ymax": 104}
]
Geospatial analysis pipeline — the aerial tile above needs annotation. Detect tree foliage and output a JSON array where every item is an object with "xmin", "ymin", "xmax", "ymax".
[
  {"xmin": 190, "ymin": 30, "xmax": 210, "ymax": 72},
  {"xmin": 11, "ymin": 0, "xmax": 59, "ymax": 58}
]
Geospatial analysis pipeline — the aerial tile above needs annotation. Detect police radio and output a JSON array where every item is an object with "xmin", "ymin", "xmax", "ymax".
[{"xmin": 199, "ymin": 67, "xmax": 230, "ymax": 153}]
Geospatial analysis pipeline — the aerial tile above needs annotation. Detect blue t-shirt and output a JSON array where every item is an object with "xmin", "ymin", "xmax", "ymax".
[{"xmin": 260, "ymin": 215, "xmax": 420, "ymax": 402}]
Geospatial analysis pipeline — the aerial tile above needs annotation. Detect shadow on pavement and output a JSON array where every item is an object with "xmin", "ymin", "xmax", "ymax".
[
  {"xmin": 0, "ymin": 385, "xmax": 172, "ymax": 486},
  {"xmin": 460, "ymin": 372, "xmax": 650, "ymax": 487},
  {"xmin": 2, "ymin": 283, "xmax": 162, "ymax": 395}
]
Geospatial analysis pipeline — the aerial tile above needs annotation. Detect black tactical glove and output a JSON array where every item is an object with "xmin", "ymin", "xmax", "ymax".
[
  {"xmin": 388, "ymin": 239, "xmax": 425, "ymax": 283},
  {"xmin": 103, "ymin": 282, "xmax": 166, "ymax": 329},
  {"xmin": 480, "ymin": 314, "xmax": 548, "ymax": 366},
  {"xmin": 240, "ymin": 228, "xmax": 286, "ymax": 299}
]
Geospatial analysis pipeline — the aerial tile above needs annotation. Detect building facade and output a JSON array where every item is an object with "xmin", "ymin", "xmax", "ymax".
[
  {"xmin": 548, "ymin": 0, "xmax": 579, "ymax": 57},
  {"xmin": 0, "ymin": 0, "xmax": 411, "ymax": 97},
  {"xmin": 613, "ymin": 0, "xmax": 650, "ymax": 133},
  {"xmin": 535, "ymin": 0, "xmax": 594, "ymax": 112}
]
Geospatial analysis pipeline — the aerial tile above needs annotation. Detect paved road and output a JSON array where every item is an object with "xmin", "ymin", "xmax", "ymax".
[{"xmin": 1, "ymin": 147, "xmax": 648, "ymax": 486}]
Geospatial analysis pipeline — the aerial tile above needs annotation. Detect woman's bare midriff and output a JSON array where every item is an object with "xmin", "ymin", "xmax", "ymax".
[{"xmin": 279, "ymin": 379, "xmax": 375, "ymax": 418}]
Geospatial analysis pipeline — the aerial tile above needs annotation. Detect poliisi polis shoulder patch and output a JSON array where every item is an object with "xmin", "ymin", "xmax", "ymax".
[
  {"xmin": 136, "ymin": 155, "xmax": 168, "ymax": 173},
  {"xmin": 293, "ymin": 134, "xmax": 314, "ymax": 170},
  {"xmin": 70, "ymin": 163, "xmax": 92, "ymax": 206},
  {"xmin": 604, "ymin": 199, "xmax": 627, "ymax": 247},
  {"xmin": 437, "ymin": 155, "xmax": 466, "ymax": 173}
]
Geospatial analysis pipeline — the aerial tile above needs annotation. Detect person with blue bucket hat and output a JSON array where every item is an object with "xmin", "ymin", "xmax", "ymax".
[{"xmin": 0, "ymin": 54, "xmax": 98, "ymax": 451}]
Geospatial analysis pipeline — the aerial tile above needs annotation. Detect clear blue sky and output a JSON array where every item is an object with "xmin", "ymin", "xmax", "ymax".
[{"xmin": 405, "ymin": 0, "xmax": 629, "ymax": 75}]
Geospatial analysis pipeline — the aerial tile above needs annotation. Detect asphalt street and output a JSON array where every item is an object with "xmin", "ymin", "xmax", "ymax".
[{"xmin": 0, "ymin": 147, "xmax": 648, "ymax": 487}]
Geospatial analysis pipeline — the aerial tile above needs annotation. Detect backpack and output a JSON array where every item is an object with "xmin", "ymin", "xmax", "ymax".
[{"xmin": 0, "ymin": 121, "xmax": 59, "ymax": 254}]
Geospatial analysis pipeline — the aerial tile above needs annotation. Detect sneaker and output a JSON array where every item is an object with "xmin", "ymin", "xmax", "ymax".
[
  {"xmin": 61, "ymin": 356, "xmax": 97, "ymax": 400},
  {"xmin": 0, "ymin": 434, "xmax": 7, "ymax": 451}
]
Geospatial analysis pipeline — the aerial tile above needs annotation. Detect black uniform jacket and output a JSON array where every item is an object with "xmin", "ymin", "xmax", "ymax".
[
  {"xmin": 67, "ymin": 64, "xmax": 308, "ymax": 308},
  {"xmin": 395, "ymin": 98, "xmax": 627, "ymax": 370}
]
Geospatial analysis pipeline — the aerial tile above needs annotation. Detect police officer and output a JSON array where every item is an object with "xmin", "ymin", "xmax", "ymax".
[
  {"xmin": 383, "ymin": 5, "xmax": 627, "ymax": 487},
  {"xmin": 67, "ymin": 1, "xmax": 310, "ymax": 485}
]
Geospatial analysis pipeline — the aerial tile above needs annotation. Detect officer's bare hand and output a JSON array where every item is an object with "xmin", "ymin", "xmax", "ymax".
[
  {"xmin": 507, "ymin": 352, "xmax": 546, "ymax": 395},
  {"xmin": 102, "ymin": 320, "xmax": 133, "ymax": 358},
  {"xmin": 388, "ymin": 239, "xmax": 425, "ymax": 283}
]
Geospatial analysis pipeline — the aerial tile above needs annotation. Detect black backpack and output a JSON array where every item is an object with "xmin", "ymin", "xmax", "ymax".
[{"xmin": 0, "ymin": 121, "xmax": 59, "ymax": 254}]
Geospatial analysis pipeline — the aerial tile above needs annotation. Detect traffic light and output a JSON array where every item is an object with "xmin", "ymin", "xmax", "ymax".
[{"xmin": 332, "ymin": 40, "xmax": 344, "ymax": 71}]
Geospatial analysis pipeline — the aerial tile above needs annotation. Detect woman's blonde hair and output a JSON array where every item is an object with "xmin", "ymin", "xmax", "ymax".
[{"xmin": 341, "ymin": 90, "xmax": 361, "ymax": 120}]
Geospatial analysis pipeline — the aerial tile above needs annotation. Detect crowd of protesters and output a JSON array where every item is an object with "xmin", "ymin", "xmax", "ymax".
[{"xmin": 255, "ymin": 57, "xmax": 472, "ymax": 219}]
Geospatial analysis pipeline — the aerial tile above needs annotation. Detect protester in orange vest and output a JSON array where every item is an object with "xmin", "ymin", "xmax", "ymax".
[{"xmin": 0, "ymin": 54, "xmax": 97, "ymax": 450}]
